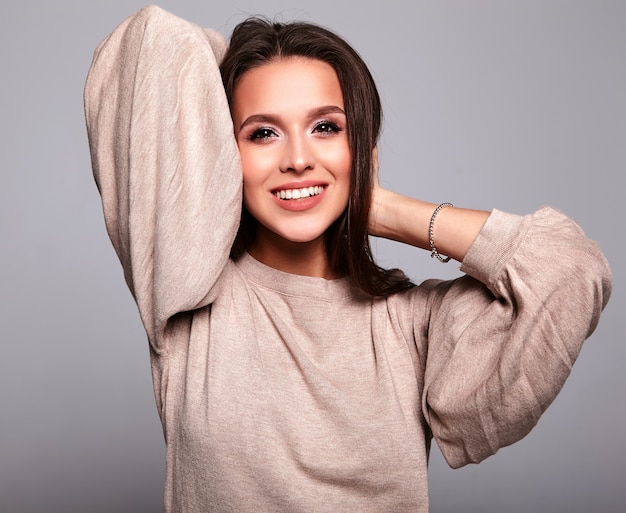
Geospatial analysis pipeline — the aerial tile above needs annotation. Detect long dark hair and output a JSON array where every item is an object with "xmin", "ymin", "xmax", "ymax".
[{"xmin": 220, "ymin": 18, "xmax": 414, "ymax": 297}]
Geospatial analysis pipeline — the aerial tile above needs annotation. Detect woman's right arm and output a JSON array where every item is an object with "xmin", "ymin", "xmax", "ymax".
[{"xmin": 84, "ymin": 6, "xmax": 242, "ymax": 350}]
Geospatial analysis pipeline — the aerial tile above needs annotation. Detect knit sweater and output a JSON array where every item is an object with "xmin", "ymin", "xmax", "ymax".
[{"xmin": 84, "ymin": 5, "xmax": 612, "ymax": 512}]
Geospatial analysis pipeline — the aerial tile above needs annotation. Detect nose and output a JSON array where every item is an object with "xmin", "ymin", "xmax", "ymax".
[{"xmin": 280, "ymin": 133, "xmax": 315, "ymax": 173}]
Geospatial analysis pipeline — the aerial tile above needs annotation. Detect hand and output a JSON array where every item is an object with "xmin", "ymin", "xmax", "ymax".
[
  {"xmin": 366, "ymin": 148, "xmax": 490, "ymax": 261},
  {"xmin": 368, "ymin": 147, "xmax": 385, "ymax": 237}
]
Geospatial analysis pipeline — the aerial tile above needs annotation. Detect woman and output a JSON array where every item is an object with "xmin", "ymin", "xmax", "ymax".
[{"xmin": 85, "ymin": 5, "xmax": 611, "ymax": 512}]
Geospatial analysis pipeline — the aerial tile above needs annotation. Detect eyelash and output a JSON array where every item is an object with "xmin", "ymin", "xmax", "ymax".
[
  {"xmin": 313, "ymin": 121, "xmax": 342, "ymax": 134},
  {"xmin": 247, "ymin": 128, "xmax": 277, "ymax": 141},
  {"xmin": 246, "ymin": 120, "xmax": 343, "ymax": 142}
]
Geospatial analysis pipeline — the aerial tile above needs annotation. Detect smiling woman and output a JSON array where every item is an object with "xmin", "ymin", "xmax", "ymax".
[
  {"xmin": 84, "ymin": 5, "xmax": 612, "ymax": 513},
  {"xmin": 232, "ymin": 57, "xmax": 352, "ymax": 275},
  {"xmin": 220, "ymin": 17, "xmax": 415, "ymax": 291}
]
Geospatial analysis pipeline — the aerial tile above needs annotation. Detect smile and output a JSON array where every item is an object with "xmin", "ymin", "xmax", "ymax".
[{"xmin": 273, "ymin": 185, "xmax": 325, "ymax": 200}]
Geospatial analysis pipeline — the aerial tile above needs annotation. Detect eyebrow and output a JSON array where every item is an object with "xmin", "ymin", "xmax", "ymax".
[{"xmin": 238, "ymin": 105, "xmax": 346, "ymax": 131}]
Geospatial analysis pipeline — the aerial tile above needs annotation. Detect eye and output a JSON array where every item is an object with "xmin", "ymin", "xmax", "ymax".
[
  {"xmin": 313, "ymin": 121, "xmax": 342, "ymax": 135},
  {"xmin": 247, "ymin": 127, "xmax": 278, "ymax": 142}
]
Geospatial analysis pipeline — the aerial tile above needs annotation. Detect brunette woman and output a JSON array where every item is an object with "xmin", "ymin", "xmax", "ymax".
[{"xmin": 85, "ymin": 6, "xmax": 611, "ymax": 512}]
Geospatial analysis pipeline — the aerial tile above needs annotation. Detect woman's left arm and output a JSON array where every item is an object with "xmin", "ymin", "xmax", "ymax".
[
  {"xmin": 369, "ymin": 186, "xmax": 490, "ymax": 263},
  {"xmin": 370, "ymin": 184, "xmax": 613, "ymax": 468}
]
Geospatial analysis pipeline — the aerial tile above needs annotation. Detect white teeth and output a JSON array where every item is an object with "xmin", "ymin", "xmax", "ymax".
[{"xmin": 275, "ymin": 186, "xmax": 324, "ymax": 200}]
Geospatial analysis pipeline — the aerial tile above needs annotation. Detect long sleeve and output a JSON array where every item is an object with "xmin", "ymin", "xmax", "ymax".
[
  {"xmin": 421, "ymin": 207, "xmax": 612, "ymax": 468},
  {"xmin": 84, "ymin": 5, "xmax": 242, "ymax": 351}
]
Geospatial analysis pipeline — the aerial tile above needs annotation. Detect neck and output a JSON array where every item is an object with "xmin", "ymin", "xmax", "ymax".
[{"xmin": 248, "ymin": 226, "xmax": 340, "ymax": 280}]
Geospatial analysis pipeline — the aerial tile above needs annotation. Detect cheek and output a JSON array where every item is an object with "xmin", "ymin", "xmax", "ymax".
[
  {"xmin": 332, "ymin": 145, "xmax": 352, "ymax": 186},
  {"xmin": 239, "ymin": 155, "xmax": 272, "ymax": 218},
  {"xmin": 239, "ymin": 148, "xmax": 270, "ymax": 190},
  {"xmin": 241, "ymin": 177, "xmax": 264, "ymax": 215},
  {"xmin": 320, "ymin": 139, "xmax": 352, "ymax": 176},
  {"xmin": 336, "ymin": 138, "xmax": 352, "ymax": 172}
]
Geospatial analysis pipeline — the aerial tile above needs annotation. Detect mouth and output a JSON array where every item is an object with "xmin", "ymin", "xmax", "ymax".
[{"xmin": 273, "ymin": 185, "xmax": 325, "ymax": 200}]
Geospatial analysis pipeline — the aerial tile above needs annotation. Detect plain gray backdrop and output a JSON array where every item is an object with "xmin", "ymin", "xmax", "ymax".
[{"xmin": 1, "ymin": 1, "xmax": 624, "ymax": 512}]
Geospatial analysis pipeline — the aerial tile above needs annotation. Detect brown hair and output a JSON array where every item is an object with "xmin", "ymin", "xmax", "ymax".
[{"xmin": 220, "ymin": 18, "xmax": 414, "ymax": 297}]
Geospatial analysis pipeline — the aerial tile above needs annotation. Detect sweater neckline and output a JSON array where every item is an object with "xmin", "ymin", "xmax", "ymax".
[{"xmin": 235, "ymin": 252, "xmax": 357, "ymax": 301}]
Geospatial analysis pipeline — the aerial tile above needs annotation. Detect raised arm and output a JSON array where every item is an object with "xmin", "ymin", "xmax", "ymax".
[
  {"xmin": 370, "ymin": 171, "xmax": 611, "ymax": 468},
  {"xmin": 369, "ymin": 186, "xmax": 490, "ymax": 262},
  {"xmin": 411, "ymin": 205, "xmax": 611, "ymax": 468},
  {"xmin": 84, "ymin": 6, "xmax": 242, "ymax": 349}
]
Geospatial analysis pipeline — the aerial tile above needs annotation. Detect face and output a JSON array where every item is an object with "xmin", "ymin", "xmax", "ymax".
[{"xmin": 232, "ymin": 57, "xmax": 351, "ymax": 247}]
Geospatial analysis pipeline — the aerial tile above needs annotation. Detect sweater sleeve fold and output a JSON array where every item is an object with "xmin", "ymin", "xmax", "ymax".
[
  {"xmin": 421, "ymin": 207, "xmax": 612, "ymax": 468},
  {"xmin": 84, "ymin": 5, "xmax": 242, "ymax": 352}
]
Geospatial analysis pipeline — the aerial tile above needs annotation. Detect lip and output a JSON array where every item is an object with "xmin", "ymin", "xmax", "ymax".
[
  {"xmin": 271, "ymin": 181, "xmax": 327, "ymax": 212},
  {"xmin": 271, "ymin": 180, "xmax": 328, "ymax": 193}
]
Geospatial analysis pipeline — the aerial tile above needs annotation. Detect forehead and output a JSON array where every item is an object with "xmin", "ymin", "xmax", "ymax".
[{"xmin": 232, "ymin": 57, "xmax": 344, "ymax": 120}]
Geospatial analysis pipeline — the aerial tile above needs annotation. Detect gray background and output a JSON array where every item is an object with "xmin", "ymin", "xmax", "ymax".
[{"xmin": 1, "ymin": 1, "xmax": 624, "ymax": 512}]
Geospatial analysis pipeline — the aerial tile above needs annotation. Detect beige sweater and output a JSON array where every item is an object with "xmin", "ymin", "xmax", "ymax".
[{"xmin": 84, "ymin": 6, "xmax": 612, "ymax": 512}]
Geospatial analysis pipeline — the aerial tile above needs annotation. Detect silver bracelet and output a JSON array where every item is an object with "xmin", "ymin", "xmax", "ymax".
[{"xmin": 429, "ymin": 202, "xmax": 453, "ymax": 263}]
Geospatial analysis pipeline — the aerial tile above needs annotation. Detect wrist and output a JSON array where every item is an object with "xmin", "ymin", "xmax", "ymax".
[{"xmin": 369, "ymin": 188, "xmax": 434, "ymax": 249}]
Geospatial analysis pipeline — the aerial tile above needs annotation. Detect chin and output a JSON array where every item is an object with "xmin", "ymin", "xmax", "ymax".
[
  {"xmin": 278, "ymin": 228, "xmax": 326, "ymax": 244},
  {"xmin": 261, "ymin": 219, "xmax": 330, "ymax": 245},
  {"xmin": 255, "ymin": 212, "xmax": 344, "ymax": 247}
]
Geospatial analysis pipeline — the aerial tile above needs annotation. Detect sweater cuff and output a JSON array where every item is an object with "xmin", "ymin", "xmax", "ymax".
[{"xmin": 459, "ymin": 208, "xmax": 531, "ymax": 292}]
